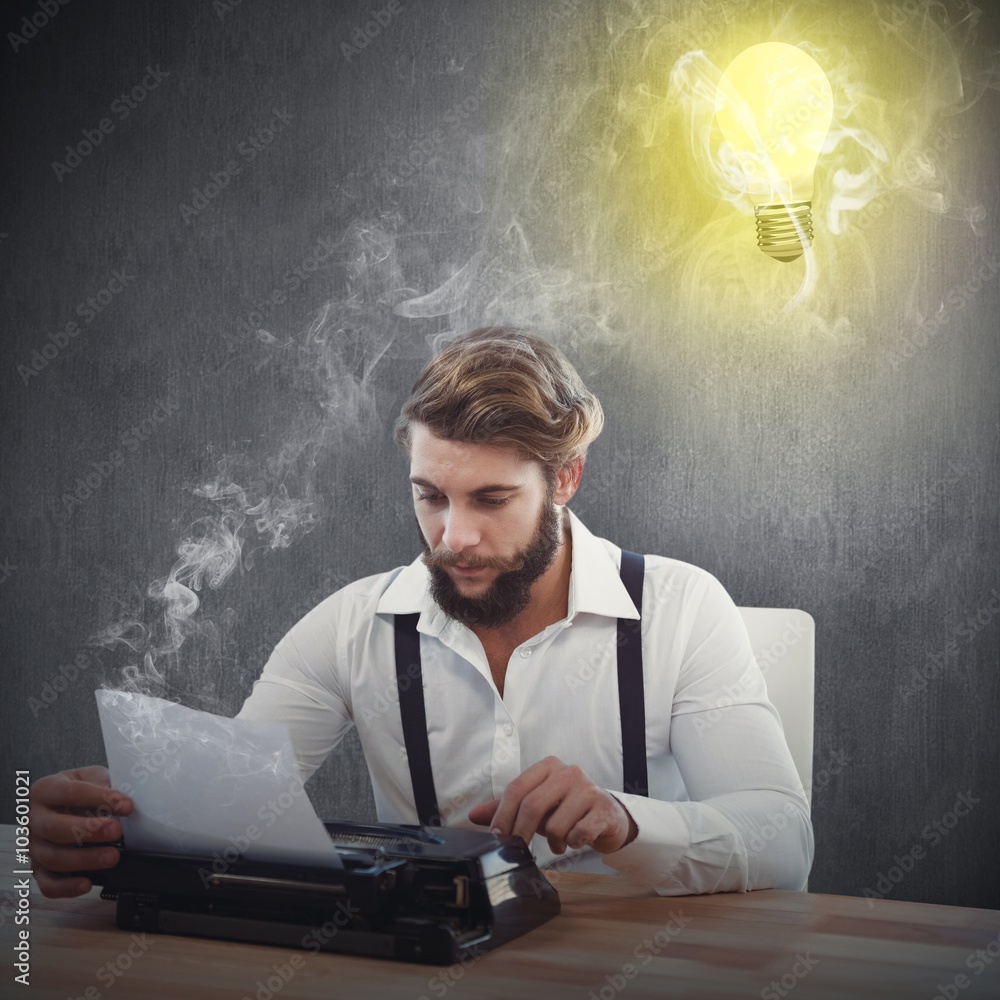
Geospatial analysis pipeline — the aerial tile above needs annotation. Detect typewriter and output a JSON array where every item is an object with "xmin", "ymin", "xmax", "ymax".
[{"xmin": 83, "ymin": 821, "xmax": 560, "ymax": 965}]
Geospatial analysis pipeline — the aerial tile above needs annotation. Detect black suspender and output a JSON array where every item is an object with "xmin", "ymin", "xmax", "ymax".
[
  {"xmin": 617, "ymin": 550, "xmax": 648, "ymax": 797},
  {"xmin": 393, "ymin": 611, "xmax": 441, "ymax": 826},
  {"xmin": 393, "ymin": 550, "xmax": 647, "ymax": 825}
]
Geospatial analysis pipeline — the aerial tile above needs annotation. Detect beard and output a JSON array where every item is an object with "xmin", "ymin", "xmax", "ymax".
[{"xmin": 419, "ymin": 497, "xmax": 563, "ymax": 630}]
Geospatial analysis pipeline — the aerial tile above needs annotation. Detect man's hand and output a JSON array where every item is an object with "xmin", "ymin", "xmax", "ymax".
[
  {"xmin": 467, "ymin": 756, "xmax": 638, "ymax": 855},
  {"xmin": 28, "ymin": 766, "xmax": 134, "ymax": 898}
]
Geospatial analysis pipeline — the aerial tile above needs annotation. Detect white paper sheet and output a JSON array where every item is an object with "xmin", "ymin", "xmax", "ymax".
[{"xmin": 96, "ymin": 689, "xmax": 342, "ymax": 868}]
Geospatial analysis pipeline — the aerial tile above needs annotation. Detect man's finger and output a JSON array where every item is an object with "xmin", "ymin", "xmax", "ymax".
[
  {"xmin": 31, "ymin": 810, "xmax": 123, "ymax": 847},
  {"xmin": 31, "ymin": 772, "xmax": 133, "ymax": 814},
  {"xmin": 539, "ymin": 788, "xmax": 596, "ymax": 854},
  {"xmin": 33, "ymin": 869, "xmax": 95, "ymax": 900},
  {"xmin": 467, "ymin": 799, "xmax": 501, "ymax": 827},
  {"xmin": 564, "ymin": 806, "xmax": 616, "ymax": 852},
  {"xmin": 487, "ymin": 758, "xmax": 559, "ymax": 836},
  {"xmin": 28, "ymin": 839, "xmax": 121, "ymax": 875},
  {"xmin": 65, "ymin": 765, "xmax": 113, "ymax": 787},
  {"xmin": 571, "ymin": 798, "xmax": 632, "ymax": 854},
  {"xmin": 509, "ymin": 787, "xmax": 565, "ymax": 847}
]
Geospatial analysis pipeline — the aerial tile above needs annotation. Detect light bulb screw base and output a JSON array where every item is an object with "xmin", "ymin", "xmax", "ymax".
[{"xmin": 755, "ymin": 201, "xmax": 813, "ymax": 263}]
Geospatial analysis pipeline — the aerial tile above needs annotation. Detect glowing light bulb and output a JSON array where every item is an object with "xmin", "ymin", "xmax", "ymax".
[{"xmin": 715, "ymin": 42, "xmax": 833, "ymax": 262}]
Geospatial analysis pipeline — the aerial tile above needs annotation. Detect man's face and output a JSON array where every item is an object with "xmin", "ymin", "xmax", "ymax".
[{"xmin": 408, "ymin": 423, "xmax": 564, "ymax": 629}]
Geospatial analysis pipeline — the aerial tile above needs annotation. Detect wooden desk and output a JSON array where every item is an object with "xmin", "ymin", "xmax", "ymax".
[{"xmin": 3, "ymin": 827, "xmax": 998, "ymax": 1000}]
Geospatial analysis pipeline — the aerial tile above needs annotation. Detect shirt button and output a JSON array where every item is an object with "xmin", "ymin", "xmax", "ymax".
[
  {"xmin": 519, "ymin": 647, "xmax": 533, "ymax": 658},
  {"xmin": 503, "ymin": 723, "xmax": 513, "ymax": 736}
]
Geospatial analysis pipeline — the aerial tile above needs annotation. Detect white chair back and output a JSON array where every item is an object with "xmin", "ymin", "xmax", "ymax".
[{"xmin": 738, "ymin": 608, "xmax": 815, "ymax": 807}]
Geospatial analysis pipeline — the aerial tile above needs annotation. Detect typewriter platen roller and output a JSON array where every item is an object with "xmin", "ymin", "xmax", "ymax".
[{"xmin": 84, "ymin": 821, "xmax": 561, "ymax": 965}]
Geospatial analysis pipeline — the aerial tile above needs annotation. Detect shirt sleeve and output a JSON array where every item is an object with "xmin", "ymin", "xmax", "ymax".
[
  {"xmin": 600, "ymin": 571, "xmax": 814, "ymax": 895},
  {"xmin": 235, "ymin": 592, "xmax": 355, "ymax": 782}
]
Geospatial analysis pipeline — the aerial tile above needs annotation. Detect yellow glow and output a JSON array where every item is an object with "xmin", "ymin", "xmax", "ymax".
[{"xmin": 716, "ymin": 43, "xmax": 834, "ymax": 261}]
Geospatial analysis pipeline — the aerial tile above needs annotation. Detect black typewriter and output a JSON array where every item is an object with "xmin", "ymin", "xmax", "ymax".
[{"xmin": 82, "ymin": 821, "xmax": 560, "ymax": 965}]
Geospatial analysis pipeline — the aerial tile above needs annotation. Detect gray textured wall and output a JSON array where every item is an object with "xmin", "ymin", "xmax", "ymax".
[{"xmin": 2, "ymin": 0, "xmax": 998, "ymax": 912}]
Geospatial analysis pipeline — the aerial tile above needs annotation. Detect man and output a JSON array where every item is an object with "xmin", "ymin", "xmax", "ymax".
[{"xmin": 30, "ymin": 327, "xmax": 813, "ymax": 897}]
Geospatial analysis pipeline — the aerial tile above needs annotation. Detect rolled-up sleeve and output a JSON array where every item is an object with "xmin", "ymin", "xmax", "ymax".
[{"xmin": 602, "ymin": 572, "xmax": 814, "ymax": 894}]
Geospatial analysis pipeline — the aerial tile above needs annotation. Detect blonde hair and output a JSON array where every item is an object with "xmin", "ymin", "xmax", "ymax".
[{"xmin": 394, "ymin": 327, "xmax": 604, "ymax": 470}]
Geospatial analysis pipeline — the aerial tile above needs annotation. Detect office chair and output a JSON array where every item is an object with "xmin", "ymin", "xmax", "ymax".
[{"xmin": 738, "ymin": 608, "xmax": 815, "ymax": 807}]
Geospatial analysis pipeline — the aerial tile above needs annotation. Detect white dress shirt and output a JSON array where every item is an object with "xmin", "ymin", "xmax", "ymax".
[{"xmin": 237, "ymin": 508, "xmax": 814, "ymax": 895}]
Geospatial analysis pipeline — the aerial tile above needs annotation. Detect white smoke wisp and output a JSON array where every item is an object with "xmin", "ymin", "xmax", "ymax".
[
  {"xmin": 89, "ymin": 215, "xmax": 415, "ymax": 711},
  {"xmin": 394, "ymin": 217, "xmax": 623, "ymax": 369},
  {"xmin": 90, "ymin": 464, "xmax": 277, "ymax": 703}
]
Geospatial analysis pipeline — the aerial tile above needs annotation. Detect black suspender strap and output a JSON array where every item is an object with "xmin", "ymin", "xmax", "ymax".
[
  {"xmin": 393, "ymin": 549, "xmax": 649, "ymax": 824},
  {"xmin": 617, "ymin": 550, "xmax": 649, "ymax": 797},
  {"xmin": 393, "ymin": 612, "xmax": 441, "ymax": 826}
]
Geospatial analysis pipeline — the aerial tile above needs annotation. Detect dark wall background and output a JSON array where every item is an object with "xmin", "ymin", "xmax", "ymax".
[{"xmin": 2, "ymin": 0, "xmax": 997, "ymax": 912}]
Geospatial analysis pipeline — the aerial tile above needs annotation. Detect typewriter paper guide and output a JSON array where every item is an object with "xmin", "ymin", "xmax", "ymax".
[{"xmin": 96, "ymin": 689, "xmax": 342, "ymax": 868}]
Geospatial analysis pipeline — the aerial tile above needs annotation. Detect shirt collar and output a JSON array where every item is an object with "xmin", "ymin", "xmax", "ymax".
[
  {"xmin": 375, "ymin": 507, "xmax": 640, "ymax": 631},
  {"xmin": 564, "ymin": 508, "xmax": 640, "ymax": 620}
]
